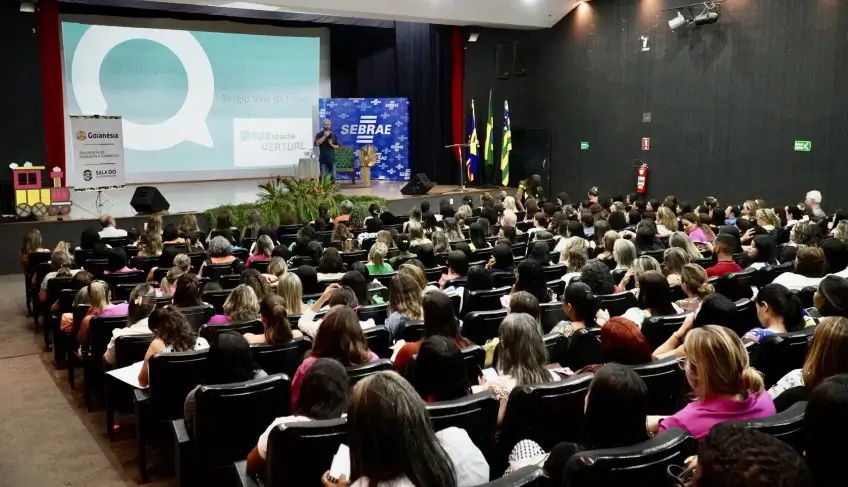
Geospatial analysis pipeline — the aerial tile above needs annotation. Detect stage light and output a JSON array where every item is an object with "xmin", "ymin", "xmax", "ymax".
[
  {"xmin": 20, "ymin": 2, "xmax": 35, "ymax": 13},
  {"xmin": 468, "ymin": 33, "xmax": 480, "ymax": 42},
  {"xmin": 693, "ymin": 11, "xmax": 719, "ymax": 25},
  {"xmin": 668, "ymin": 11, "xmax": 687, "ymax": 30}
]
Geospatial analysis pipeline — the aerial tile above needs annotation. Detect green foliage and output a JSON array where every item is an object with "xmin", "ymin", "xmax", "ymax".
[{"xmin": 205, "ymin": 176, "xmax": 386, "ymax": 229}]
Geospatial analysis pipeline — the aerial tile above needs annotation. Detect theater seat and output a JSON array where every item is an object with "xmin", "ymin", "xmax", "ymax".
[
  {"xmin": 543, "ymin": 333, "xmax": 567, "ymax": 365},
  {"xmin": 427, "ymin": 391, "xmax": 499, "ymax": 469},
  {"xmin": 722, "ymin": 401, "xmax": 806, "ymax": 453},
  {"xmin": 540, "ymin": 301, "xmax": 566, "ymax": 333},
  {"xmin": 364, "ymin": 326, "xmax": 391, "ymax": 359},
  {"xmin": 563, "ymin": 427, "xmax": 697, "ymax": 487},
  {"xmin": 478, "ymin": 465, "xmax": 547, "ymax": 486},
  {"xmin": 175, "ymin": 304, "xmax": 215, "ymax": 332},
  {"xmin": 715, "ymin": 267, "xmax": 757, "ymax": 301},
  {"xmin": 202, "ymin": 290, "xmax": 231, "ymax": 313},
  {"xmin": 759, "ymin": 262, "xmax": 794, "ymax": 286},
  {"xmin": 357, "ymin": 303, "xmax": 389, "ymax": 326},
  {"xmin": 400, "ymin": 320, "xmax": 425, "ymax": 343},
  {"xmin": 564, "ymin": 328, "xmax": 601, "ymax": 371},
  {"xmin": 251, "ymin": 337, "xmax": 312, "ymax": 378},
  {"xmin": 461, "ymin": 286, "xmax": 512, "ymax": 318},
  {"xmin": 748, "ymin": 327, "xmax": 815, "ymax": 389},
  {"xmin": 542, "ymin": 263, "xmax": 568, "ymax": 281},
  {"xmin": 641, "ymin": 313, "xmax": 692, "ymax": 350},
  {"xmin": 795, "ymin": 286, "xmax": 817, "ymax": 309},
  {"xmin": 199, "ymin": 320, "xmax": 264, "ymax": 342},
  {"xmin": 261, "ymin": 417, "xmax": 348, "ymax": 487},
  {"xmin": 596, "ymin": 292, "xmax": 637, "ymax": 317},
  {"xmin": 463, "ymin": 309, "xmax": 508, "ymax": 346},
  {"xmin": 631, "ymin": 357, "xmax": 685, "ymax": 415},
  {"xmin": 730, "ymin": 299, "xmax": 759, "ymax": 338},
  {"xmin": 346, "ymin": 359, "xmax": 393, "ymax": 384}
]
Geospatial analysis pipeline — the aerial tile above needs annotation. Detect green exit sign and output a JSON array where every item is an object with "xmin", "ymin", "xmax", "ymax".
[
  {"xmin": 580, "ymin": 141, "xmax": 590, "ymax": 151},
  {"xmin": 794, "ymin": 140, "xmax": 812, "ymax": 152}
]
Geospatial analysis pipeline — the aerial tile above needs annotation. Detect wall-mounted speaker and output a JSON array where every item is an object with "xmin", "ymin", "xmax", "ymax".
[
  {"xmin": 495, "ymin": 43, "xmax": 511, "ymax": 79},
  {"xmin": 513, "ymin": 41, "xmax": 528, "ymax": 76}
]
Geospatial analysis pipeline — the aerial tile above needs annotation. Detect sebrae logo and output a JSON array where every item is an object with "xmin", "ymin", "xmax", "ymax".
[
  {"xmin": 340, "ymin": 115, "xmax": 392, "ymax": 144},
  {"xmin": 76, "ymin": 131, "xmax": 87, "ymax": 141}
]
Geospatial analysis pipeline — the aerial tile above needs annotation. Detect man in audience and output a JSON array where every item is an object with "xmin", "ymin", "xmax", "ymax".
[
  {"xmin": 805, "ymin": 190, "xmax": 826, "ymax": 219},
  {"xmin": 706, "ymin": 234, "xmax": 742, "ymax": 278},
  {"xmin": 694, "ymin": 424, "xmax": 812, "ymax": 487},
  {"xmin": 98, "ymin": 214, "xmax": 127, "ymax": 238}
]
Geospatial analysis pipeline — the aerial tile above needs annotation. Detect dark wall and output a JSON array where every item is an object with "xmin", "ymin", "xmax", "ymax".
[
  {"xmin": 0, "ymin": 4, "xmax": 46, "ymax": 214},
  {"xmin": 532, "ymin": 0, "xmax": 848, "ymax": 208}
]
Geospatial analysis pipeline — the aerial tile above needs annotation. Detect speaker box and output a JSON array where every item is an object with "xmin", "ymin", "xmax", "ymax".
[
  {"xmin": 400, "ymin": 173, "xmax": 435, "ymax": 196},
  {"xmin": 495, "ymin": 43, "xmax": 511, "ymax": 79},
  {"xmin": 513, "ymin": 41, "xmax": 528, "ymax": 76},
  {"xmin": 130, "ymin": 186, "xmax": 170, "ymax": 214}
]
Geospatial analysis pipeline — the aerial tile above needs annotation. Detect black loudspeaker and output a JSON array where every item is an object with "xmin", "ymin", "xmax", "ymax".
[
  {"xmin": 130, "ymin": 186, "xmax": 170, "ymax": 214},
  {"xmin": 513, "ymin": 41, "xmax": 528, "ymax": 76},
  {"xmin": 495, "ymin": 43, "xmax": 511, "ymax": 79},
  {"xmin": 400, "ymin": 173, "xmax": 436, "ymax": 196}
]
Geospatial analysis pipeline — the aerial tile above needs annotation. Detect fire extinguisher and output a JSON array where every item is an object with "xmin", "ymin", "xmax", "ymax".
[{"xmin": 636, "ymin": 163, "xmax": 648, "ymax": 194}]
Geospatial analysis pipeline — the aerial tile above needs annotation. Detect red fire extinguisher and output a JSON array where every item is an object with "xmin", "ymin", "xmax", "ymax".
[{"xmin": 636, "ymin": 164, "xmax": 648, "ymax": 194}]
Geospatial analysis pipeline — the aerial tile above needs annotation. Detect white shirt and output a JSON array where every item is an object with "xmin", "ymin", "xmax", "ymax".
[
  {"xmin": 99, "ymin": 226, "xmax": 128, "ymax": 238},
  {"xmin": 834, "ymin": 267, "xmax": 848, "ymax": 279},
  {"xmin": 257, "ymin": 415, "xmax": 313, "ymax": 459},
  {"xmin": 768, "ymin": 369, "xmax": 803, "ymax": 398},
  {"xmin": 297, "ymin": 308, "xmax": 375, "ymax": 339},
  {"xmin": 771, "ymin": 272, "xmax": 823, "ymax": 291},
  {"xmin": 163, "ymin": 337, "xmax": 209, "ymax": 353},
  {"xmin": 103, "ymin": 318, "xmax": 152, "ymax": 364},
  {"xmin": 350, "ymin": 427, "xmax": 489, "ymax": 487}
]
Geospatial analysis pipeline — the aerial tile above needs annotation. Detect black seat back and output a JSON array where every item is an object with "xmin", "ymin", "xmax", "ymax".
[
  {"xmin": 265, "ymin": 418, "xmax": 347, "ymax": 487},
  {"xmin": 641, "ymin": 249, "xmax": 666, "ymax": 262},
  {"xmin": 373, "ymin": 272, "xmax": 397, "ymax": 289},
  {"xmin": 148, "ymin": 349, "xmax": 209, "ymax": 420},
  {"xmin": 715, "ymin": 267, "xmax": 757, "ymax": 301},
  {"xmin": 759, "ymin": 262, "xmax": 794, "ymax": 286},
  {"xmin": 251, "ymin": 337, "xmax": 312, "ymax": 377},
  {"xmin": 565, "ymin": 328, "xmax": 601, "ymax": 370},
  {"xmin": 461, "ymin": 344, "xmax": 486, "ymax": 384},
  {"xmin": 463, "ymin": 309, "xmax": 508, "ymax": 346},
  {"xmin": 202, "ymin": 290, "xmax": 231, "ymax": 313},
  {"xmin": 795, "ymin": 286, "xmax": 817, "ymax": 309},
  {"xmin": 340, "ymin": 250, "xmax": 367, "ymax": 267},
  {"xmin": 199, "ymin": 320, "xmax": 263, "ymax": 342},
  {"xmin": 749, "ymin": 327, "xmax": 815, "ymax": 389},
  {"xmin": 363, "ymin": 326, "xmax": 391, "ymax": 358},
  {"xmin": 642, "ymin": 313, "xmax": 692, "ymax": 350},
  {"xmin": 427, "ymin": 391, "xmax": 499, "ymax": 465},
  {"xmin": 723, "ymin": 401, "xmax": 806, "ymax": 452},
  {"xmin": 400, "ymin": 321, "xmax": 425, "ymax": 343},
  {"xmin": 131, "ymin": 255, "xmax": 160, "ymax": 273},
  {"xmin": 346, "ymin": 359, "xmax": 393, "ymax": 384},
  {"xmin": 89, "ymin": 315, "xmax": 131, "ymax": 360},
  {"xmin": 543, "ymin": 333, "xmax": 567, "ymax": 365},
  {"xmin": 248, "ymin": 259, "xmax": 270, "ymax": 273},
  {"xmin": 175, "ymin": 304, "xmax": 216, "ymax": 332},
  {"xmin": 424, "ymin": 265, "xmax": 447, "ymax": 283},
  {"xmin": 219, "ymin": 274, "xmax": 241, "ymax": 290},
  {"xmin": 204, "ymin": 264, "xmax": 237, "ymax": 281},
  {"xmin": 540, "ymin": 301, "xmax": 566, "ymax": 334},
  {"xmin": 631, "ymin": 357, "xmax": 685, "ymax": 415},
  {"xmin": 731, "ymin": 299, "xmax": 759, "ymax": 338},
  {"xmin": 193, "ymin": 374, "xmax": 291, "ymax": 466},
  {"xmin": 547, "ymin": 279, "xmax": 566, "ymax": 300},
  {"xmin": 114, "ymin": 334, "xmax": 154, "ymax": 368},
  {"xmin": 357, "ymin": 303, "xmax": 388, "ymax": 326},
  {"xmin": 542, "ymin": 263, "xmax": 568, "ymax": 281},
  {"xmin": 596, "ymin": 292, "xmax": 637, "ymax": 317},
  {"xmin": 563, "ymin": 427, "xmax": 697, "ymax": 487},
  {"xmin": 103, "ymin": 271, "xmax": 147, "ymax": 295},
  {"xmin": 501, "ymin": 373, "xmax": 594, "ymax": 453},
  {"xmin": 462, "ymin": 286, "xmax": 512, "ymax": 317}
]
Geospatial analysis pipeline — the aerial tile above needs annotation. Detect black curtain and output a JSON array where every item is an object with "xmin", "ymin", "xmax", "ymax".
[
  {"xmin": 395, "ymin": 23, "xmax": 455, "ymax": 184},
  {"xmin": 330, "ymin": 26, "xmax": 397, "ymax": 98}
]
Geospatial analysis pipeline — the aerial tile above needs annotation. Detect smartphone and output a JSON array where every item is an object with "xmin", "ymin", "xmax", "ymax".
[
  {"xmin": 480, "ymin": 367, "xmax": 499, "ymax": 381},
  {"xmin": 327, "ymin": 444, "xmax": 350, "ymax": 483}
]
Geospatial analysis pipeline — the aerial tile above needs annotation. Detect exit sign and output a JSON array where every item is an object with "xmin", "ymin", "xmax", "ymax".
[
  {"xmin": 580, "ymin": 141, "xmax": 590, "ymax": 151},
  {"xmin": 794, "ymin": 140, "xmax": 812, "ymax": 152}
]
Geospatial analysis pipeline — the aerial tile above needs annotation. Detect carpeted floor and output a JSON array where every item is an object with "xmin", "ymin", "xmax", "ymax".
[{"xmin": 0, "ymin": 277, "xmax": 175, "ymax": 487}]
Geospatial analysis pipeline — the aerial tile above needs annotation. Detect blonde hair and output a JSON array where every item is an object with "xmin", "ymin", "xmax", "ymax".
[
  {"xmin": 602, "ymin": 230, "xmax": 619, "ymax": 253},
  {"xmin": 88, "ymin": 281, "xmax": 111, "ymax": 312},
  {"xmin": 455, "ymin": 205, "xmax": 472, "ymax": 226},
  {"xmin": 369, "ymin": 242, "xmax": 388, "ymax": 267},
  {"xmin": 397, "ymin": 263, "xmax": 428, "ymax": 290},
  {"xmin": 684, "ymin": 325, "xmax": 764, "ymax": 400},
  {"xmin": 389, "ymin": 273, "xmax": 424, "ymax": 319},
  {"xmin": 376, "ymin": 230, "xmax": 395, "ymax": 248},
  {"xmin": 277, "ymin": 273, "xmax": 305, "ymax": 315},
  {"xmin": 657, "ymin": 206, "xmax": 677, "ymax": 231},
  {"xmin": 633, "ymin": 255, "xmax": 661, "ymax": 275},
  {"xmin": 267, "ymin": 256, "xmax": 287, "ymax": 277},
  {"xmin": 173, "ymin": 253, "xmax": 191, "ymax": 272},
  {"xmin": 802, "ymin": 316, "xmax": 848, "ymax": 390},
  {"xmin": 22, "ymin": 229, "xmax": 43, "ymax": 254},
  {"xmin": 669, "ymin": 231, "xmax": 702, "ymax": 260},
  {"xmin": 407, "ymin": 221, "xmax": 425, "ymax": 241},
  {"xmin": 679, "ymin": 264, "xmax": 714, "ymax": 298},
  {"xmin": 560, "ymin": 236, "xmax": 588, "ymax": 264},
  {"xmin": 743, "ymin": 200, "xmax": 759, "ymax": 216},
  {"xmin": 663, "ymin": 247, "xmax": 690, "ymax": 276},
  {"xmin": 255, "ymin": 235, "xmax": 274, "ymax": 256},
  {"xmin": 146, "ymin": 214, "xmax": 163, "ymax": 235},
  {"xmin": 179, "ymin": 213, "xmax": 200, "ymax": 236},
  {"xmin": 503, "ymin": 196, "xmax": 518, "ymax": 212},
  {"xmin": 756, "ymin": 208, "xmax": 781, "ymax": 228},
  {"xmin": 223, "ymin": 284, "xmax": 260, "ymax": 322},
  {"xmin": 141, "ymin": 232, "xmax": 163, "ymax": 256},
  {"xmin": 613, "ymin": 239, "xmax": 637, "ymax": 269},
  {"xmin": 834, "ymin": 221, "xmax": 848, "ymax": 244},
  {"xmin": 54, "ymin": 241, "xmax": 71, "ymax": 256},
  {"xmin": 159, "ymin": 266, "xmax": 184, "ymax": 296}
]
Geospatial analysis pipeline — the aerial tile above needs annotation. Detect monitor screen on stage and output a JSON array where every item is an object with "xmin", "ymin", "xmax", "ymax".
[{"xmin": 60, "ymin": 17, "xmax": 328, "ymax": 186}]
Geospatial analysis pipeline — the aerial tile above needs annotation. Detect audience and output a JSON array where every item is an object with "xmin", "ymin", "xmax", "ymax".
[
  {"xmin": 75, "ymin": 280, "xmax": 130, "ymax": 347},
  {"xmin": 706, "ymin": 234, "xmax": 743, "ymax": 277},
  {"xmin": 613, "ymin": 239, "xmax": 637, "ymax": 270},
  {"xmin": 138, "ymin": 307, "xmax": 209, "ymax": 387},
  {"xmin": 207, "ymin": 284, "xmax": 260, "ymax": 324},
  {"xmin": 412, "ymin": 336, "xmax": 471, "ymax": 403},
  {"xmin": 245, "ymin": 235, "xmax": 274, "ymax": 267},
  {"xmin": 244, "ymin": 294, "xmax": 301, "ymax": 345},
  {"xmin": 552, "ymin": 282, "xmax": 598, "ymax": 337},
  {"xmin": 394, "ymin": 290, "xmax": 468, "ymax": 373},
  {"xmin": 621, "ymin": 271, "xmax": 683, "ymax": 326},
  {"xmin": 199, "ymin": 236, "xmax": 245, "ymax": 277},
  {"xmin": 742, "ymin": 283, "xmax": 806, "ymax": 343},
  {"xmin": 662, "ymin": 247, "xmax": 689, "ymax": 286},
  {"xmin": 814, "ymin": 275, "xmax": 848, "ymax": 317},
  {"xmin": 276, "ymin": 273, "xmax": 311, "ymax": 315},
  {"xmin": 384, "ymin": 273, "xmax": 424, "ymax": 341},
  {"xmin": 669, "ymin": 231, "xmax": 704, "ymax": 261},
  {"xmin": 366, "ymin": 242, "xmax": 394, "ymax": 275},
  {"xmin": 773, "ymin": 246, "xmax": 828, "ymax": 290},
  {"xmin": 102, "ymin": 284, "xmax": 157, "ymax": 364},
  {"xmin": 297, "ymin": 285, "xmax": 376, "ymax": 339},
  {"xmin": 675, "ymin": 263, "xmax": 714, "ymax": 311}
]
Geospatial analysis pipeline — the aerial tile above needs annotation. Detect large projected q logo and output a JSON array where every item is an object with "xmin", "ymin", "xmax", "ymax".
[{"xmin": 71, "ymin": 26, "xmax": 215, "ymax": 151}]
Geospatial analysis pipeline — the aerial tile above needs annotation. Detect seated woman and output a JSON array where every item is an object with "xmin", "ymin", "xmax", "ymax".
[
  {"xmin": 207, "ymin": 213, "xmax": 236, "ymax": 244},
  {"xmin": 579, "ymin": 259, "xmax": 618, "ymax": 295},
  {"xmin": 357, "ymin": 217, "xmax": 383, "ymax": 246},
  {"xmin": 178, "ymin": 213, "xmax": 204, "ymax": 248},
  {"xmin": 184, "ymin": 331, "xmax": 266, "ymax": 431},
  {"xmin": 487, "ymin": 243, "xmax": 515, "ymax": 274},
  {"xmin": 294, "ymin": 265, "xmax": 322, "ymax": 296},
  {"xmin": 431, "ymin": 230, "xmax": 451, "ymax": 254},
  {"xmin": 366, "ymin": 242, "xmax": 394, "ymax": 275},
  {"xmin": 768, "ymin": 316, "xmax": 848, "ymax": 411},
  {"xmin": 384, "ymin": 273, "xmax": 425, "ymax": 342},
  {"xmin": 138, "ymin": 306, "xmax": 209, "ymax": 387},
  {"xmin": 103, "ymin": 248, "xmax": 136, "ymax": 275},
  {"xmin": 621, "ymin": 271, "xmax": 683, "ymax": 326},
  {"xmin": 138, "ymin": 231, "xmax": 164, "ymax": 258},
  {"xmin": 596, "ymin": 230, "xmax": 619, "ymax": 265},
  {"xmin": 669, "ymin": 231, "xmax": 704, "ymax": 261},
  {"xmin": 663, "ymin": 247, "xmax": 689, "ymax": 286},
  {"xmin": 804, "ymin": 375, "xmax": 848, "ymax": 487},
  {"xmin": 244, "ymin": 295, "xmax": 302, "ymax": 345},
  {"xmin": 414, "ymin": 336, "xmax": 471, "ymax": 403},
  {"xmin": 246, "ymin": 358, "xmax": 349, "ymax": 477},
  {"xmin": 814, "ymin": 275, "xmax": 848, "ymax": 318},
  {"xmin": 241, "ymin": 268, "xmax": 271, "ymax": 301},
  {"xmin": 146, "ymin": 247, "xmax": 191, "ymax": 282},
  {"xmin": 75, "ymin": 280, "xmax": 130, "ymax": 347},
  {"xmin": 508, "ymin": 291, "xmax": 541, "ymax": 321},
  {"xmin": 408, "ymin": 221, "xmax": 432, "ymax": 247},
  {"xmin": 656, "ymin": 206, "xmax": 678, "ymax": 237},
  {"xmin": 20, "ymin": 229, "xmax": 49, "ymax": 269},
  {"xmin": 330, "ymin": 222, "xmax": 355, "ymax": 249},
  {"xmin": 742, "ymin": 283, "xmax": 807, "ymax": 343},
  {"xmin": 276, "ymin": 272, "xmax": 310, "ymax": 315},
  {"xmin": 317, "ymin": 248, "xmax": 345, "ymax": 281},
  {"xmin": 207, "ymin": 284, "xmax": 260, "ymax": 325},
  {"xmin": 397, "ymin": 261, "xmax": 433, "ymax": 291},
  {"xmin": 157, "ymin": 266, "xmax": 184, "ymax": 297},
  {"xmin": 291, "ymin": 306, "xmax": 379, "ymax": 409},
  {"xmin": 390, "ymin": 236, "xmax": 417, "ymax": 268},
  {"xmin": 647, "ymin": 325, "xmax": 775, "ymax": 440},
  {"xmin": 594, "ymin": 317, "xmax": 652, "ymax": 367},
  {"xmin": 561, "ymin": 245, "xmax": 589, "ymax": 284},
  {"xmin": 529, "ymin": 364, "xmax": 650, "ymax": 482},
  {"xmin": 633, "ymin": 221, "xmax": 664, "ymax": 254},
  {"xmin": 162, "ymin": 223, "xmax": 183, "ymax": 247},
  {"xmin": 747, "ymin": 235, "xmax": 779, "ymax": 270},
  {"xmin": 552, "ymin": 282, "xmax": 599, "ymax": 337},
  {"xmin": 440, "ymin": 250, "xmax": 470, "ymax": 289},
  {"xmin": 681, "ymin": 212, "xmax": 716, "ymax": 244},
  {"xmin": 199, "ymin": 236, "xmax": 245, "ymax": 278},
  {"xmin": 612, "ymin": 238, "xmax": 637, "ymax": 270},
  {"xmin": 297, "ymin": 285, "xmax": 377, "ymax": 338},
  {"xmin": 103, "ymin": 284, "xmax": 157, "ymax": 364},
  {"xmin": 39, "ymin": 251, "xmax": 79, "ymax": 302},
  {"xmin": 322, "ymin": 371, "xmax": 488, "ymax": 487},
  {"xmin": 172, "ymin": 273, "xmax": 203, "ymax": 308},
  {"xmin": 510, "ymin": 259, "xmax": 554, "ymax": 305},
  {"xmin": 245, "ymin": 235, "xmax": 274, "ymax": 268},
  {"xmin": 394, "ymin": 290, "xmax": 469, "ymax": 373},
  {"xmin": 773, "ymin": 246, "xmax": 829, "ymax": 291},
  {"xmin": 527, "ymin": 240, "xmax": 552, "ymax": 267},
  {"xmin": 468, "ymin": 223, "xmax": 490, "ymax": 251},
  {"xmin": 479, "ymin": 313, "xmax": 554, "ymax": 424},
  {"xmin": 443, "ymin": 217, "xmax": 466, "ymax": 242},
  {"xmin": 261, "ymin": 256, "xmax": 287, "ymax": 285},
  {"xmin": 675, "ymin": 263, "xmax": 714, "ymax": 312}
]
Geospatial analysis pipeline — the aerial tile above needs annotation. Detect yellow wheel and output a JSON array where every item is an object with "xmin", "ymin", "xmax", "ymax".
[{"xmin": 15, "ymin": 204, "xmax": 31, "ymax": 218}]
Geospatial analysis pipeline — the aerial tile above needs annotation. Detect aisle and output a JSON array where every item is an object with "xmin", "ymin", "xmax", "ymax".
[{"xmin": 0, "ymin": 278, "xmax": 172, "ymax": 487}]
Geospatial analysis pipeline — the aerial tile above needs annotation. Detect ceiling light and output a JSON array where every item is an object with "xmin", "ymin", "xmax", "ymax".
[
  {"xmin": 693, "ymin": 11, "xmax": 719, "ymax": 25},
  {"xmin": 663, "ymin": 1, "xmax": 724, "ymax": 31},
  {"xmin": 668, "ymin": 11, "xmax": 687, "ymax": 30},
  {"xmin": 20, "ymin": 2, "xmax": 35, "ymax": 13},
  {"xmin": 468, "ymin": 33, "xmax": 480, "ymax": 42}
]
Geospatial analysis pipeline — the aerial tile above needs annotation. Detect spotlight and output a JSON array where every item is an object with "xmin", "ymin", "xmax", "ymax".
[
  {"xmin": 693, "ymin": 11, "xmax": 719, "ymax": 26},
  {"xmin": 668, "ymin": 12, "xmax": 687, "ymax": 30},
  {"xmin": 468, "ymin": 33, "xmax": 480, "ymax": 43},
  {"xmin": 663, "ymin": 1, "xmax": 724, "ymax": 30}
]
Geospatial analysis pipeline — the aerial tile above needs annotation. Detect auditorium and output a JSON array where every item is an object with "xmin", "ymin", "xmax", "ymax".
[{"xmin": 3, "ymin": 0, "xmax": 847, "ymax": 486}]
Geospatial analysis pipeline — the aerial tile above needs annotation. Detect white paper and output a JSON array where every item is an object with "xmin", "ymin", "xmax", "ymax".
[
  {"xmin": 329, "ymin": 444, "xmax": 350, "ymax": 481},
  {"xmin": 481, "ymin": 367, "xmax": 499, "ymax": 381},
  {"xmin": 390, "ymin": 340, "xmax": 406, "ymax": 362},
  {"xmin": 106, "ymin": 361, "xmax": 147, "ymax": 389}
]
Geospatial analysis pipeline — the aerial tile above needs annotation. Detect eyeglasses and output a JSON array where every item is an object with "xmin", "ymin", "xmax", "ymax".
[{"xmin": 677, "ymin": 357, "xmax": 688, "ymax": 370}]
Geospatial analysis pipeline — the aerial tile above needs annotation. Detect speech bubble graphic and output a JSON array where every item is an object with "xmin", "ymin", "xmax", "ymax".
[{"xmin": 71, "ymin": 26, "xmax": 215, "ymax": 151}]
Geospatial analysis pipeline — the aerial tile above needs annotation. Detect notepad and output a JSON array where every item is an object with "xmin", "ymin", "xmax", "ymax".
[
  {"xmin": 106, "ymin": 361, "xmax": 147, "ymax": 389},
  {"xmin": 328, "ymin": 444, "xmax": 350, "ymax": 481}
]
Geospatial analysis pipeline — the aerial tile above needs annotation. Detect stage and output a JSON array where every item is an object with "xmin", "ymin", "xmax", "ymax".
[{"xmin": 0, "ymin": 179, "xmax": 508, "ymax": 276}]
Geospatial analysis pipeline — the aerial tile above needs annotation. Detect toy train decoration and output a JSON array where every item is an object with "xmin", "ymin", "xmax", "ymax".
[{"xmin": 9, "ymin": 162, "xmax": 71, "ymax": 218}]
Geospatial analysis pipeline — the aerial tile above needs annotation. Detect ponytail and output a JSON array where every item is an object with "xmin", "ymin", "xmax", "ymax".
[
  {"xmin": 740, "ymin": 366, "xmax": 765, "ymax": 395},
  {"xmin": 260, "ymin": 296, "xmax": 294, "ymax": 345},
  {"xmin": 784, "ymin": 293, "xmax": 805, "ymax": 332}
]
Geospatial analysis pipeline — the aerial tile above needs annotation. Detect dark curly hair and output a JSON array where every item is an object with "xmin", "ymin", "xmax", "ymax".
[
  {"xmin": 579, "ymin": 259, "xmax": 616, "ymax": 295},
  {"xmin": 149, "ymin": 307, "xmax": 198, "ymax": 352}
]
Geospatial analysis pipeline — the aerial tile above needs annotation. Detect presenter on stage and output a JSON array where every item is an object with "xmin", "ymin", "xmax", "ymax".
[{"xmin": 315, "ymin": 119, "xmax": 340, "ymax": 181}]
